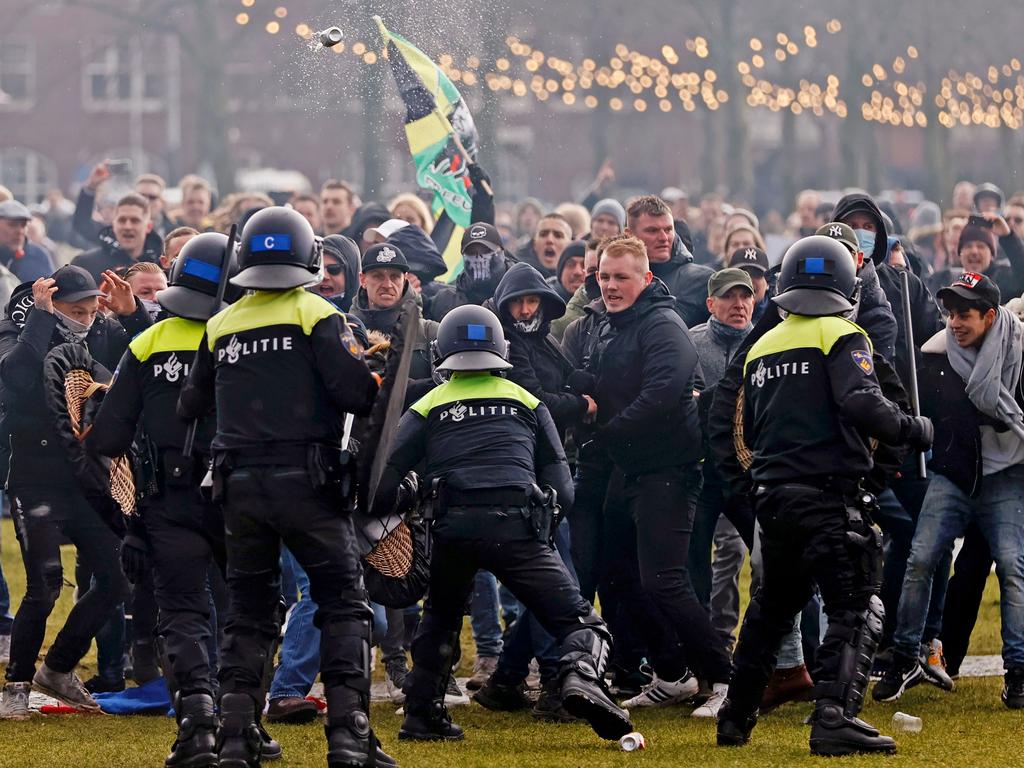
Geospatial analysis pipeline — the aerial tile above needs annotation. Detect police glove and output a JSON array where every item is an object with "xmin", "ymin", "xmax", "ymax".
[
  {"xmin": 906, "ymin": 416, "xmax": 934, "ymax": 452},
  {"xmin": 396, "ymin": 471, "xmax": 419, "ymax": 512},
  {"xmin": 120, "ymin": 532, "xmax": 149, "ymax": 585}
]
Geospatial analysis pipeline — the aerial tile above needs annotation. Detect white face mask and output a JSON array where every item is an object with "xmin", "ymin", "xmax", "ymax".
[{"xmin": 54, "ymin": 308, "xmax": 94, "ymax": 339}]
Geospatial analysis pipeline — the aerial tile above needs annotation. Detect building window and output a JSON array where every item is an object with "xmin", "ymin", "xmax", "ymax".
[
  {"xmin": 82, "ymin": 37, "xmax": 166, "ymax": 111},
  {"xmin": 0, "ymin": 39, "xmax": 35, "ymax": 109},
  {"xmin": 0, "ymin": 148, "xmax": 58, "ymax": 204}
]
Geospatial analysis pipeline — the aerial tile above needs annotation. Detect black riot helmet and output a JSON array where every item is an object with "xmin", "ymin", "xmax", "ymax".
[
  {"xmin": 157, "ymin": 232, "xmax": 233, "ymax": 321},
  {"xmin": 231, "ymin": 206, "xmax": 322, "ymax": 290},
  {"xmin": 431, "ymin": 304, "xmax": 512, "ymax": 372},
  {"xmin": 772, "ymin": 235, "xmax": 857, "ymax": 317}
]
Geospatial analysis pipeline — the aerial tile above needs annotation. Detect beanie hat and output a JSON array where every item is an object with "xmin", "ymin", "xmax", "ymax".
[
  {"xmin": 556, "ymin": 240, "xmax": 587, "ymax": 279},
  {"xmin": 590, "ymin": 198, "xmax": 626, "ymax": 230},
  {"xmin": 957, "ymin": 224, "xmax": 997, "ymax": 257}
]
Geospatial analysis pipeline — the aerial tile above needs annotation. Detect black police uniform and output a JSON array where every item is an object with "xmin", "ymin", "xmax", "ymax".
[
  {"xmin": 373, "ymin": 367, "xmax": 633, "ymax": 742},
  {"xmin": 178, "ymin": 285, "xmax": 384, "ymax": 765},
  {"xmin": 723, "ymin": 311, "xmax": 919, "ymax": 753},
  {"xmin": 90, "ymin": 316, "xmax": 223, "ymax": 692}
]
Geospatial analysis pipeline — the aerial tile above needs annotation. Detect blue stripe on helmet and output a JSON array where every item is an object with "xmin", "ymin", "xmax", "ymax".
[
  {"xmin": 250, "ymin": 233, "xmax": 292, "ymax": 252},
  {"xmin": 181, "ymin": 258, "xmax": 222, "ymax": 283}
]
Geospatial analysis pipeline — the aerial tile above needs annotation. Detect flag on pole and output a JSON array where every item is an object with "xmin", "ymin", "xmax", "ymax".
[{"xmin": 375, "ymin": 16, "xmax": 479, "ymax": 279}]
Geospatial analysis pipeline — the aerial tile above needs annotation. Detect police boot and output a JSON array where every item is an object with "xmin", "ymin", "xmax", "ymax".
[
  {"xmin": 557, "ymin": 614, "xmax": 634, "ymax": 740},
  {"xmin": 809, "ymin": 596, "xmax": 895, "ymax": 756},
  {"xmin": 399, "ymin": 699, "xmax": 465, "ymax": 742},
  {"xmin": 809, "ymin": 701, "xmax": 896, "ymax": 756},
  {"xmin": 399, "ymin": 626, "xmax": 464, "ymax": 741},
  {"xmin": 216, "ymin": 693, "xmax": 263, "ymax": 768},
  {"xmin": 715, "ymin": 698, "xmax": 758, "ymax": 747},
  {"xmin": 166, "ymin": 692, "xmax": 217, "ymax": 768},
  {"xmin": 325, "ymin": 684, "xmax": 398, "ymax": 767}
]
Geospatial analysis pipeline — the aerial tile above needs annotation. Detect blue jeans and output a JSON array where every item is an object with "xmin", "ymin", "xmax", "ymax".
[
  {"xmin": 269, "ymin": 548, "xmax": 387, "ymax": 700},
  {"xmin": 470, "ymin": 571, "xmax": 503, "ymax": 658},
  {"xmin": 894, "ymin": 466, "xmax": 1024, "ymax": 668},
  {"xmin": 0, "ymin": 546, "xmax": 12, "ymax": 635},
  {"xmin": 496, "ymin": 522, "xmax": 577, "ymax": 683}
]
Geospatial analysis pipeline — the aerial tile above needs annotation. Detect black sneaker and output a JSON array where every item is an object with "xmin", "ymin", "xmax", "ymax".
[
  {"xmin": 531, "ymin": 680, "xmax": 579, "ymax": 723},
  {"xmin": 1003, "ymin": 667, "xmax": 1024, "ymax": 709},
  {"xmin": 716, "ymin": 699, "xmax": 757, "ymax": 747},
  {"xmin": 84, "ymin": 674, "xmax": 126, "ymax": 694},
  {"xmin": 473, "ymin": 677, "xmax": 532, "ymax": 711},
  {"xmin": 871, "ymin": 652, "xmax": 923, "ymax": 702}
]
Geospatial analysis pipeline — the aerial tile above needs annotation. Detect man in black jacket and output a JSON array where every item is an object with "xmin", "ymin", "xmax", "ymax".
[
  {"xmin": 72, "ymin": 193, "xmax": 163, "ymax": 282},
  {"xmin": 582, "ymin": 235, "xmax": 731, "ymax": 713},
  {"xmin": 0, "ymin": 266, "xmax": 140, "ymax": 718},
  {"xmin": 428, "ymin": 223, "xmax": 514, "ymax": 322},
  {"xmin": 624, "ymin": 195, "xmax": 713, "ymax": 328}
]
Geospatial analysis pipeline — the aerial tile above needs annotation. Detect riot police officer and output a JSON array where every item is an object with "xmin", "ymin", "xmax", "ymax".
[
  {"xmin": 371, "ymin": 304, "xmax": 634, "ymax": 744},
  {"xmin": 178, "ymin": 207, "xmax": 395, "ymax": 768},
  {"xmin": 88, "ymin": 233, "xmax": 233, "ymax": 767},
  {"xmin": 716, "ymin": 236, "xmax": 933, "ymax": 756}
]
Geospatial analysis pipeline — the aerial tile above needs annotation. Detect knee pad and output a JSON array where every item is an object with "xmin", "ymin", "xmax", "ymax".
[{"xmin": 559, "ymin": 610, "xmax": 612, "ymax": 681}]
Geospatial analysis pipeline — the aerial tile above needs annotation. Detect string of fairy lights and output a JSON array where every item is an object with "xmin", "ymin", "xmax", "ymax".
[{"xmin": 232, "ymin": 1, "xmax": 1024, "ymax": 130}]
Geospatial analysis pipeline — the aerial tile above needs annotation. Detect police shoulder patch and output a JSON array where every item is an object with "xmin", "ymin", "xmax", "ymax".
[
  {"xmin": 340, "ymin": 324, "xmax": 363, "ymax": 359},
  {"xmin": 851, "ymin": 349, "xmax": 874, "ymax": 374}
]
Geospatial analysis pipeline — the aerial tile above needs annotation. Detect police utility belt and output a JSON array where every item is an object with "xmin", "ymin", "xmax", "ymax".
[
  {"xmin": 208, "ymin": 443, "xmax": 355, "ymax": 508},
  {"xmin": 421, "ymin": 480, "xmax": 562, "ymax": 547}
]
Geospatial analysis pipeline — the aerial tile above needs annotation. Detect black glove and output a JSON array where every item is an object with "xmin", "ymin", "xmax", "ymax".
[
  {"xmin": 567, "ymin": 370, "xmax": 597, "ymax": 395},
  {"xmin": 120, "ymin": 532, "xmax": 149, "ymax": 585},
  {"xmin": 467, "ymin": 162, "xmax": 492, "ymax": 191},
  {"xmin": 396, "ymin": 471, "xmax": 419, "ymax": 512},
  {"xmin": 905, "ymin": 416, "xmax": 934, "ymax": 452}
]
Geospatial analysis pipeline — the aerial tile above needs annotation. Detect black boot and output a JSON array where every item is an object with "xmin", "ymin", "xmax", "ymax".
[
  {"xmin": 216, "ymin": 693, "xmax": 263, "ymax": 768},
  {"xmin": 325, "ymin": 684, "xmax": 398, "ymax": 767},
  {"xmin": 399, "ymin": 700, "xmax": 465, "ymax": 742},
  {"xmin": 809, "ymin": 701, "xmax": 897, "ymax": 756},
  {"xmin": 257, "ymin": 724, "xmax": 281, "ymax": 761},
  {"xmin": 557, "ymin": 617, "xmax": 634, "ymax": 740},
  {"xmin": 166, "ymin": 693, "xmax": 217, "ymax": 768},
  {"xmin": 715, "ymin": 698, "xmax": 758, "ymax": 747}
]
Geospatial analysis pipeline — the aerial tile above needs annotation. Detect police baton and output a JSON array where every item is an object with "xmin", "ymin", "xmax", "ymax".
[
  {"xmin": 899, "ymin": 269, "xmax": 928, "ymax": 480},
  {"xmin": 183, "ymin": 223, "xmax": 237, "ymax": 458}
]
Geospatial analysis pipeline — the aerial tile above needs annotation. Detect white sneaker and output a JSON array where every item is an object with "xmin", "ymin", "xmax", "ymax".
[
  {"xmin": 444, "ymin": 675, "xmax": 470, "ymax": 707},
  {"xmin": 0, "ymin": 634, "xmax": 10, "ymax": 665},
  {"xmin": 0, "ymin": 682, "xmax": 31, "ymax": 720},
  {"xmin": 691, "ymin": 682, "xmax": 729, "ymax": 718},
  {"xmin": 621, "ymin": 671, "xmax": 699, "ymax": 708}
]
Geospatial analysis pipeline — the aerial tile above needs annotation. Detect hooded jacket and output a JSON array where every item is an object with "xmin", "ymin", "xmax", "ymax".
[
  {"xmin": 388, "ymin": 224, "xmax": 448, "ymax": 284},
  {"xmin": 0, "ymin": 287, "xmax": 137, "ymax": 491},
  {"xmin": 830, "ymin": 193, "xmax": 900, "ymax": 362},
  {"xmin": 582, "ymin": 278, "xmax": 702, "ymax": 474},
  {"xmin": 321, "ymin": 234, "xmax": 362, "ymax": 313},
  {"xmin": 342, "ymin": 202, "xmax": 390, "ymax": 245},
  {"xmin": 349, "ymin": 283, "xmax": 438, "ymax": 381},
  {"xmin": 493, "ymin": 263, "xmax": 586, "ymax": 436},
  {"xmin": 649, "ymin": 235, "xmax": 714, "ymax": 328},
  {"xmin": 71, "ymin": 225, "xmax": 163, "ymax": 282}
]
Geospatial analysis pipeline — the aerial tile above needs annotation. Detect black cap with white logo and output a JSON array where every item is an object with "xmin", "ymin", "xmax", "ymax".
[
  {"xmin": 361, "ymin": 243, "xmax": 409, "ymax": 273},
  {"xmin": 460, "ymin": 222, "xmax": 503, "ymax": 252},
  {"xmin": 727, "ymin": 246, "xmax": 770, "ymax": 274}
]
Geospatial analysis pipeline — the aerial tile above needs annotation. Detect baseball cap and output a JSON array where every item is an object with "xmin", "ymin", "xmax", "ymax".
[
  {"xmin": 936, "ymin": 271, "xmax": 1001, "ymax": 308},
  {"xmin": 707, "ymin": 267, "xmax": 754, "ymax": 298},
  {"xmin": 52, "ymin": 265, "xmax": 103, "ymax": 302},
  {"xmin": 0, "ymin": 200, "xmax": 32, "ymax": 221},
  {"xmin": 363, "ymin": 218, "xmax": 410, "ymax": 242},
  {"xmin": 728, "ymin": 246, "xmax": 769, "ymax": 274},
  {"xmin": 361, "ymin": 243, "xmax": 409, "ymax": 273},
  {"xmin": 816, "ymin": 222, "xmax": 860, "ymax": 254},
  {"xmin": 461, "ymin": 222, "xmax": 503, "ymax": 252}
]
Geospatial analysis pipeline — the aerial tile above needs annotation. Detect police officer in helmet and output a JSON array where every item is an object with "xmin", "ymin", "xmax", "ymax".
[
  {"xmin": 371, "ymin": 304, "xmax": 635, "ymax": 744},
  {"xmin": 716, "ymin": 236, "xmax": 933, "ymax": 756},
  {"xmin": 178, "ymin": 207, "xmax": 395, "ymax": 768},
  {"xmin": 89, "ymin": 232, "xmax": 234, "ymax": 767}
]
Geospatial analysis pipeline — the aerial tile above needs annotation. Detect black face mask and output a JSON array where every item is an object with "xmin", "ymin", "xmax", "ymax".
[{"xmin": 584, "ymin": 272, "xmax": 602, "ymax": 301}]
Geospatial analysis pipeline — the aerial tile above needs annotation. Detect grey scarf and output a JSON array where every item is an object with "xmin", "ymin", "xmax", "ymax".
[{"xmin": 946, "ymin": 305, "xmax": 1024, "ymax": 441}]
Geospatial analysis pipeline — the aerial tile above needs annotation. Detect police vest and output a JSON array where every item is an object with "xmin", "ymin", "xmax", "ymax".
[
  {"xmin": 409, "ymin": 372, "xmax": 543, "ymax": 492},
  {"xmin": 742, "ymin": 313, "xmax": 876, "ymax": 481}
]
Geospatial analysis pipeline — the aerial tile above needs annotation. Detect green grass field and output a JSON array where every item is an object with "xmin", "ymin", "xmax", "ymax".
[{"xmin": 0, "ymin": 518, "xmax": 1016, "ymax": 768}]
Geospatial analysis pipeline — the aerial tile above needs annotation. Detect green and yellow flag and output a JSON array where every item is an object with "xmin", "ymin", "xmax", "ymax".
[{"xmin": 375, "ymin": 17, "xmax": 479, "ymax": 279}]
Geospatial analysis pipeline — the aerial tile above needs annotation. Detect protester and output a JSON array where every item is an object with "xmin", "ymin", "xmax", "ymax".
[
  {"xmin": 0, "ymin": 200, "xmax": 56, "ymax": 282},
  {"xmin": 72, "ymin": 194, "xmax": 162, "ymax": 281}
]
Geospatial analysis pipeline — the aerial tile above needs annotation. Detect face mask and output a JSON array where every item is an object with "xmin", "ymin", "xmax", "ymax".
[
  {"xmin": 585, "ymin": 272, "xmax": 601, "ymax": 301},
  {"xmin": 141, "ymin": 298, "xmax": 161, "ymax": 320},
  {"xmin": 464, "ymin": 252, "xmax": 494, "ymax": 282},
  {"xmin": 855, "ymin": 229, "xmax": 876, "ymax": 260},
  {"xmin": 54, "ymin": 308, "xmax": 94, "ymax": 340},
  {"xmin": 513, "ymin": 307, "xmax": 544, "ymax": 333}
]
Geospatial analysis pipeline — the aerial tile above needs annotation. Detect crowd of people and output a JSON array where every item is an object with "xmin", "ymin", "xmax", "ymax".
[{"xmin": 0, "ymin": 156, "xmax": 1021, "ymax": 767}]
